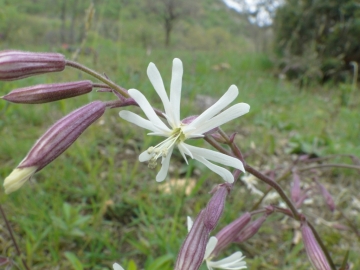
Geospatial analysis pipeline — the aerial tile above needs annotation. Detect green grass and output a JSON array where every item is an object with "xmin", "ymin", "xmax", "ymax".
[
  {"xmin": 1, "ymin": 46, "xmax": 359, "ymax": 269},
  {"xmin": 1, "ymin": 5, "xmax": 360, "ymax": 269}
]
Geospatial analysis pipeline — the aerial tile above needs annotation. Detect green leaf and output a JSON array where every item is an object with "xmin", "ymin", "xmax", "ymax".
[
  {"xmin": 146, "ymin": 254, "xmax": 174, "ymax": 269},
  {"xmin": 127, "ymin": 259, "xmax": 138, "ymax": 270},
  {"xmin": 64, "ymin": 252, "xmax": 84, "ymax": 270}
]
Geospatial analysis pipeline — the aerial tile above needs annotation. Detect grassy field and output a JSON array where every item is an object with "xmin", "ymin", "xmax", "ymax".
[
  {"xmin": 1, "ymin": 2, "xmax": 360, "ymax": 270},
  {"xmin": 0, "ymin": 46, "xmax": 359, "ymax": 269}
]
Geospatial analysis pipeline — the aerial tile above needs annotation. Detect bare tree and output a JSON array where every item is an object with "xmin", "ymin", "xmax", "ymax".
[
  {"xmin": 145, "ymin": 0, "xmax": 199, "ymax": 47},
  {"xmin": 231, "ymin": 0, "xmax": 282, "ymax": 26}
]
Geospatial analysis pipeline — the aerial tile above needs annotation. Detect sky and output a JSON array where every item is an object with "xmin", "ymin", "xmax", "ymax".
[{"xmin": 222, "ymin": 0, "xmax": 283, "ymax": 27}]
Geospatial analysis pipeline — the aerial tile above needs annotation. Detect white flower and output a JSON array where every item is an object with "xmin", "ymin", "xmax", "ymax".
[
  {"xmin": 241, "ymin": 174, "xmax": 264, "ymax": 196},
  {"xmin": 204, "ymin": 237, "xmax": 247, "ymax": 270},
  {"xmin": 119, "ymin": 58, "xmax": 250, "ymax": 182},
  {"xmin": 187, "ymin": 217, "xmax": 247, "ymax": 270},
  {"xmin": 113, "ymin": 263, "xmax": 125, "ymax": 270}
]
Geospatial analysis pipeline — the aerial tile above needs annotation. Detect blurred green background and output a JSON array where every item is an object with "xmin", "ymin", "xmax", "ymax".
[{"xmin": 0, "ymin": 0, "xmax": 359, "ymax": 269}]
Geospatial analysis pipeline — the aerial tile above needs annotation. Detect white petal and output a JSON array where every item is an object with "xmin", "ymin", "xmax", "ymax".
[
  {"xmin": 191, "ymin": 103, "xmax": 250, "ymax": 135},
  {"xmin": 147, "ymin": 63, "xmax": 174, "ymax": 125},
  {"xmin": 177, "ymin": 142, "xmax": 193, "ymax": 163},
  {"xmin": 113, "ymin": 263, "xmax": 125, "ymax": 270},
  {"xmin": 119, "ymin": 110, "xmax": 161, "ymax": 133},
  {"xmin": 194, "ymin": 156, "xmax": 234, "ymax": 183},
  {"xmin": 156, "ymin": 146, "xmax": 174, "ymax": 182},
  {"xmin": 204, "ymin": 236, "xmax": 218, "ymax": 260},
  {"xmin": 206, "ymin": 262, "xmax": 214, "ymax": 270},
  {"xmin": 184, "ymin": 85, "xmax": 238, "ymax": 131},
  {"xmin": 170, "ymin": 58, "xmax": 183, "ymax": 126},
  {"xmin": 183, "ymin": 143, "xmax": 245, "ymax": 173},
  {"xmin": 4, "ymin": 167, "xmax": 37, "ymax": 194},
  {"xmin": 206, "ymin": 252, "xmax": 247, "ymax": 269},
  {"xmin": 128, "ymin": 89, "xmax": 170, "ymax": 132},
  {"xmin": 187, "ymin": 216, "xmax": 193, "ymax": 232},
  {"xmin": 139, "ymin": 150, "xmax": 152, "ymax": 162}
]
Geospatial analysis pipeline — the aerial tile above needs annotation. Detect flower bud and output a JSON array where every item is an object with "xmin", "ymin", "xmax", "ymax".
[
  {"xmin": 203, "ymin": 184, "xmax": 230, "ymax": 231},
  {"xmin": 4, "ymin": 101, "xmax": 106, "ymax": 194},
  {"xmin": 295, "ymin": 192, "xmax": 308, "ymax": 209},
  {"xmin": 175, "ymin": 210, "xmax": 209, "ymax": 270},
  {"xmin": 301, "ymin": 220, "xmax": 331, "ymax": 270},
  {"xmin": 317, "ymin": 182, "xmax": 335, "ymax": 212},
  {"xmin": 211, "ymin": 212, "xmax": 251, "ymax": 257},
  {"xmin": 0, "ymin": 50, "xmax": 65, "ymax": 81},
  {"xmin": 2, "ymin": 80, "xmax": 93, "ymax": 104},
  {"xmin": 235, "ymin": 213, "xmax": 268, "ymax": 243},
  {"xmin": 291, "ymin": 172, "xmax": 301, "ymax": 204},
  {"xmin": 0, "ymin": 256, "xmax": 11, "ymax": 267}
]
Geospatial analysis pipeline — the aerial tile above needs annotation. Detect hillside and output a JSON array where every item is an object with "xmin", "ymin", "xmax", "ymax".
[{"xmin": 0, "ymin": 0, "xmax": 254, "ymax": 52}]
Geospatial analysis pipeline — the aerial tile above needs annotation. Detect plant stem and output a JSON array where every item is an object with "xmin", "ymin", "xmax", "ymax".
[
  {"xmin": 0, "ymin": 204, "xmax": 30, "ymax": 270},
  {"xmin": 204, "ymin": 135, "xmax": 300, "ymax": 218},
  {"xmin": 217, "ymin": 128, "xmax": 245, "ymax": 163},
  {"xmin": 204, "ymin": 136, "xmax": 234, "ymax": 157},
  {"xmin": 299, "ymin": 163, "xmax": 360, "ymax": 172},
  {"xmin": 244, "ymin": 164, "xmax": 300, "ymax": 219},
  {"xmin": 66, "ymin": 60, "xmax": 129, "ymax": 97}
]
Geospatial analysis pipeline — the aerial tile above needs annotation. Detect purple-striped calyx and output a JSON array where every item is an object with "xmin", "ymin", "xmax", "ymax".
[
  {"xmin": 211, "ymin": 212, "xmax": 251, "ymax": 257},
  {"xmin": 203, "ymin": 183, "xmax": 230, "ymax": 231},
  {"xmin": 301, "ymin": 219, "xmax": 331, "ymax": 270},
  {"xmin": 0, "ymin": 50, "xmax": 65, "ymax": 81},
  {"xmin": 2, "ymin": 80, "xmax": 93, "ymax": 104},
  {"xmin": 3, "ymin": 101, "xmax": 106, "ymax": 194},
  {"xmin": 175, "ymin": 210, "xmax": 210, "ymax": 270},
  {"xmin": 235, "ymin": 213, "xmax": 268, "ymax": 243}
]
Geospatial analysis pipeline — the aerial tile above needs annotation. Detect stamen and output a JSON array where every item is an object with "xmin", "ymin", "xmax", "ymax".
[
  {"xmin": 147, "ymin": 146, "xmax": 154, "ymax": 154},
  {"xmin": 148, "ymin": 159, "xmax": 157, "ymax": 169},
  {"xmin": 146, "ymin": 127, "xmax": 186, "ymax": 169}
]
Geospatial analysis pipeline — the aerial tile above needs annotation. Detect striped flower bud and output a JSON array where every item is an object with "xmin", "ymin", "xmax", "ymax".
[
  {"xmin": 0, "ymin": 50, "xmax": 65, "ymax": 81},
  {"xmin": 301, "ymin": 220, "xmax": 331, "ymax": 270},
  {"xmin": 2, "ymin": 80, "xmax": 93, "ymax": 104},
  {"xmin": 3, "ymin": 101, "xmax": 106, "ymax": 194},
  {"xmin": 203, "ymin": 184, "xmax": 230, "ymax": 231},
  {"xmin": 317, "ymin": 182, "xmax": 335, "ymax": 212},
  {"xmin": 175, "ymin": 210, "xmax": 209, "ymax": 270},
  {"xmin": 0, "ymin": 256, "xmax": 11, "ymax": 267},
  {"xmin": 235, "ymin": 213, "xmax": 268, "ymax": 243},
  {"xmin": 291, "ymin": 172, "xmax": 301, "ymax": 204},
  {"xmin": 211, "ymin": 212, "xmax": 251, "ymax": 257}
]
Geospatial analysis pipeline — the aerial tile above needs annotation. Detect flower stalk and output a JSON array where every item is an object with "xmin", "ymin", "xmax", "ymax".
[{"xmin": 65, "ymin": 60, "xmax": 129, "ymax": 98}]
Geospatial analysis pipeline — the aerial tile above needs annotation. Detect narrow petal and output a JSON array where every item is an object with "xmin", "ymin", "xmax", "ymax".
[
  {"xmin": 191, "ymin": 103, "xmax": 250, "ymax": 135},
  {"xmin": 139, "ymin": 150, "xmax": 152, "ymax": 162},
  {"xmin": 156, "ymin": 146, "xmax": 174, "ymax": 182},
  {"xmin": 146, "ymin": 63, "xmax": 174, "ymax": 125},
  {"xmin": 178, "ymin": 142, "xmax": 193, "ymax": 163},
  {"xmin": 170, "ymin": 58, "xmax": 183, "ymax": 126},
  {"xmin": 184, "ymin": 85, "xmax": 238, "ymax": 132},
  {"xmin": 204, "ymin": 236, "xmax": 218, "ymax": 260},
  {"xmin": 194, "ymin": 156, "xmax": 234, "ymax": 183},
  {"xmin": 187, "ymin": 216, "xmax": 194, "ymax": 232},
  {"xmin": 207, "ymin": 251, "xmax": 247, "ymax": 269},
  {"xmin": 4, "ymin": 167, "xmax": 37, "ymax": 194},
  {"xmin": 119, "ymin": 110, "xmax": 161, "ymax": 133},
  {"xmin": 113, "ymin": 263, "xmax": 125, "ymax": 270},
  {"xmin": 128, "ymin": 89, "xmax": 170, "ymax": 132},
  {"xmin": 183, "ymin": 143, "xmax": 245, "ymax": 173}
]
